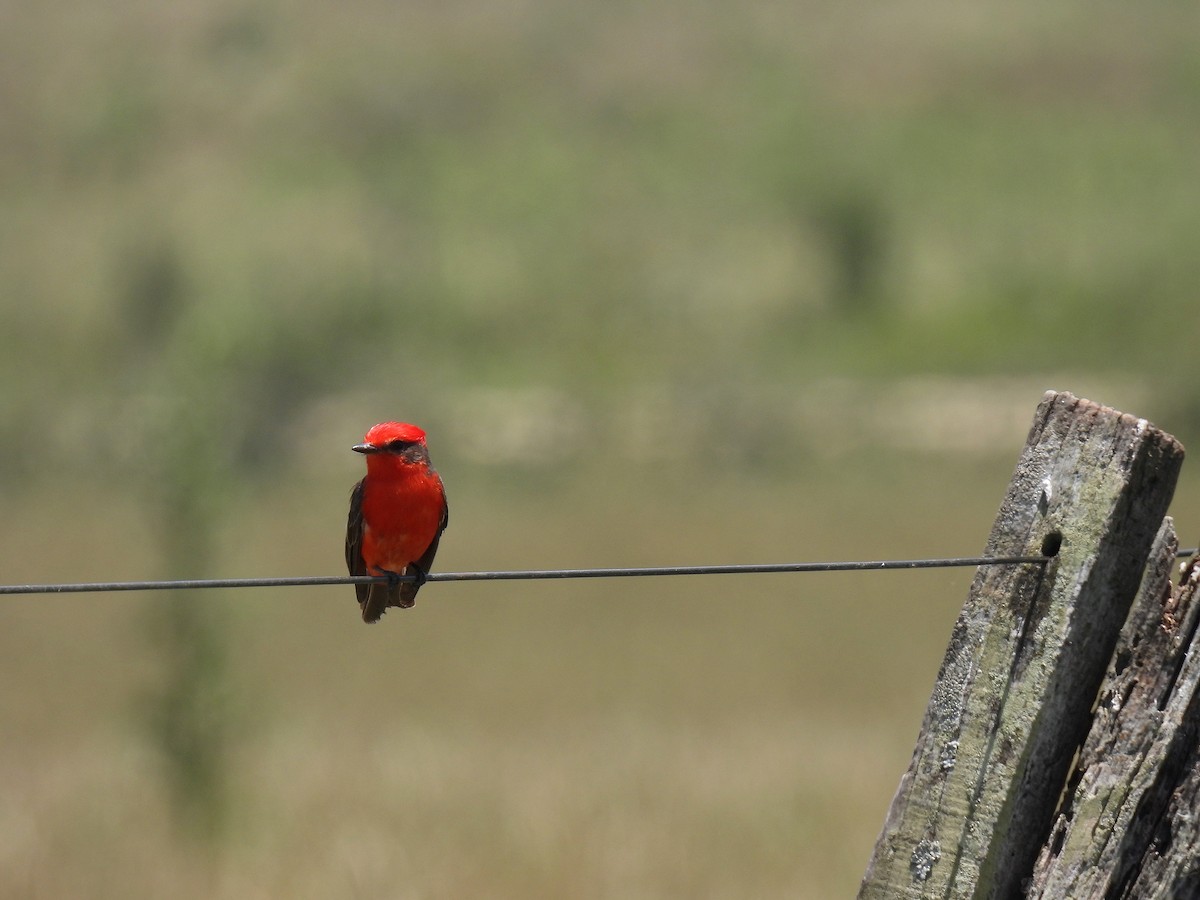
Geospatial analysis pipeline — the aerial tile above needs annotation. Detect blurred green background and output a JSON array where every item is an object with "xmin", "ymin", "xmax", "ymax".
[{"xmin": 3, "ymin": 1, "xmax": 1199, "ymax": 897}]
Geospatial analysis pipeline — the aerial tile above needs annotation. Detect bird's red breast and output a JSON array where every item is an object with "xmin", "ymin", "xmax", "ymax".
[{"xmin": 358, "ymin": 460, "xmax": 446, "ymax": 573}]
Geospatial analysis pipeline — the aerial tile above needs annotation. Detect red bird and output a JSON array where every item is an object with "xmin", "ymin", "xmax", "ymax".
[{"xmin": 345, "ymin": 422, "xmax": 449, "ymax": 623}]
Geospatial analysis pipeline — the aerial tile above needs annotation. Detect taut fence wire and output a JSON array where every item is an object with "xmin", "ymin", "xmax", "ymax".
[{"xmin": 0, "ymin": 549, "xmax": 1195, "ymax": 596}]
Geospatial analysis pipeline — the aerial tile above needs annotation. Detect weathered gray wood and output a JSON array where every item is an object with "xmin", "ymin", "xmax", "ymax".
[
  {"xmin": 1025, "ymin": 518, "xmax": 1185, "ymax": 897},
  {"xmin": 859, "ymin": 391, "xmax": 1185, "ymax": 900},
  {"xmin": 1109, "ymin": 552, "xmax": 1200, "ymax": 899}
]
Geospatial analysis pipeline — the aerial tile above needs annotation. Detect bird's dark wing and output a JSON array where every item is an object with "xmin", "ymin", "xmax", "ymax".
[
  {"xmin": 349, "ymin": 478, "xmax": 394, "ymax": 621},
  {"xmin": 345, "ymin": 478, "xmax": 369, "ymax": 605}
]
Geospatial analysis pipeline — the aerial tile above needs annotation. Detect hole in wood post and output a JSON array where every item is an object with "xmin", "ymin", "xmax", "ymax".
[
  {"xmin": 1041, "ymin": 531, "xmax": 1063, "ymax": 558},
  {"xmin": 1113, "ymin": 648, "xmax": 1133, "ymax": 676}
]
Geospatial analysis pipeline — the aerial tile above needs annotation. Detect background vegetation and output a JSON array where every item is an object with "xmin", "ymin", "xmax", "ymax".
[{"xmin": 2, "ymin": 1, "xmax": 1199, "ymax": 896}]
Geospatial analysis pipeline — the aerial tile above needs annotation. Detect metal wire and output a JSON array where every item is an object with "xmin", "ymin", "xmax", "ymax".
[
  {"xmin": 0, "ymin": 556, "xmax": 1055, "ymax": 595},
  {"xmin": 425, "ymin": 556, "xmax": 1051, "ymax": 582},
  {"xmin": 0, "ymin": 549, "xmax": 1193, "ymax": 596}
]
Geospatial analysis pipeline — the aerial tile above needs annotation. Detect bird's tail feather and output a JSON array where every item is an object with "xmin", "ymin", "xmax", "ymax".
[{"xmin": 360, "ymin": 568, "xmax": 419, "ymax": 623}]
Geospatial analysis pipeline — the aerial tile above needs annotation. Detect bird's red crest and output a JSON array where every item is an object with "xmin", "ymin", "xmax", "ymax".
[{"xmin": 363, "ymin": 421, "xmax": 427, "ymax": 445}]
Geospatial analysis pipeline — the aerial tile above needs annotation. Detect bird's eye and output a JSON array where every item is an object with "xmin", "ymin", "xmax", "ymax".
[{"xmin": 386, "ymin": 439, "xmax": 409, "ymax": 452}]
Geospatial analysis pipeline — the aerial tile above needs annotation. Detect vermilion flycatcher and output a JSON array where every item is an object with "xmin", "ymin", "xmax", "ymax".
[{"xmin": 345, "ymin": 422, "xmax": 449, "ymax": 623}]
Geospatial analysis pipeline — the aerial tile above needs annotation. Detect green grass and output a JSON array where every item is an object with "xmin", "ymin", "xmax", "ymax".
[{"xmin": 4, "ymin": 3, "xmax": 1200, "ymax": 403}]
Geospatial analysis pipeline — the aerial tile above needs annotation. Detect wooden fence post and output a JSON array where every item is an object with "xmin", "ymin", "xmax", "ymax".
[{"xmin": 858, "ymin": 391, "xmax": 1185, "ymax": 900}]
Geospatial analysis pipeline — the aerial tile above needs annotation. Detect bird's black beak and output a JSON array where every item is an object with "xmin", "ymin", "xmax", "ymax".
[{"xmin": 352, "ymin": 442, "xmax": 379, "ymax": 454}]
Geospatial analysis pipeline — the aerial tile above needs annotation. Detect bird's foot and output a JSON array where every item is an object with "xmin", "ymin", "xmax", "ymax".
[
  {"xmin": 375, "ymin": 568, "xmax": 404, "ymax": 590},
  {"xmin": 408, "ymin": 563, "xmax": 428, "ymax": 588}
]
